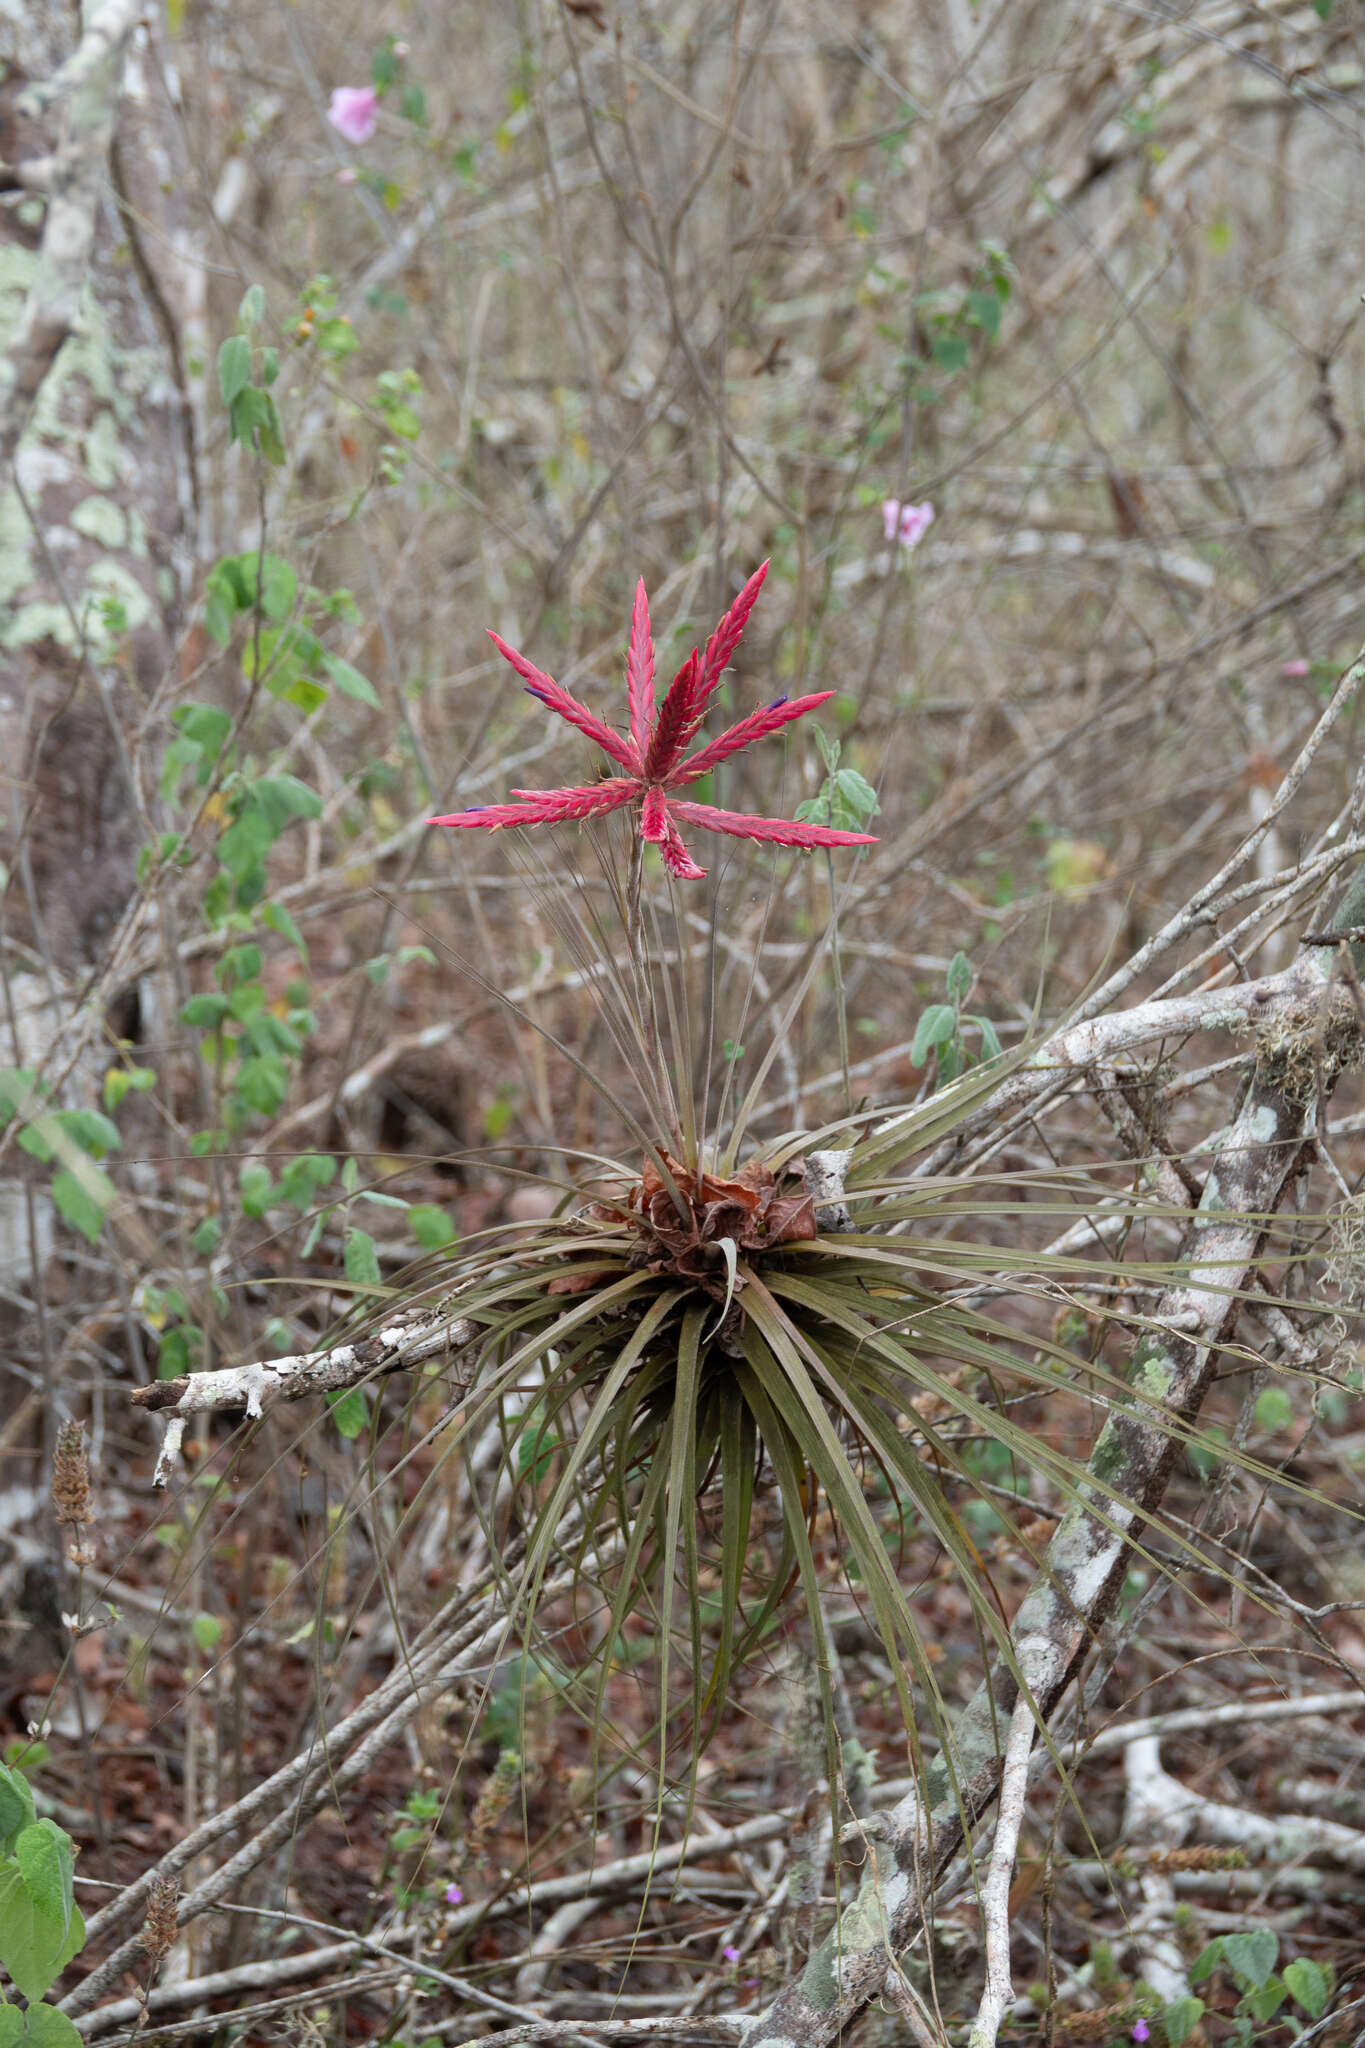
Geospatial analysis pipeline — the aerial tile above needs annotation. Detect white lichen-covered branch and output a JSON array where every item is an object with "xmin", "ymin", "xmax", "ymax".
[{"xmin": 130, "ymin": 1306, "xmax": 480, "ymax": 1485}]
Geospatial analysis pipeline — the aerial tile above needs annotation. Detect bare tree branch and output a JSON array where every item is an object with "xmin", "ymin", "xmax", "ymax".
[{"xmin": 129, "ymin": 1308, "xmax": 481, "ymax": 1482}]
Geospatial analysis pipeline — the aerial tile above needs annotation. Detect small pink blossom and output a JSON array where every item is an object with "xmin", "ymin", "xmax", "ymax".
[
  {"xmin": 1131, "ymin": 2025, "xmax": 1150, "ymax": 2044},
  {"xmin": 881, "ymin": 499, "xmax": 935, "ymax": 550},
  {"xmin": 328, "ymin": 86, "xmax": 380, "ymax": 145},
  {"xmin": 393, "ymin": 41, "xmax": 410, "ymax": 57},
  {"xmin": 445, "ymin": 1882, "xmax": 463, "ymax": 1905},
  {"xmin": 1282, "ymin": 658, "xmax": 1310, "ymax": 678},
  {"xmin": 335, "ymin": 167, "xmax": 358, "ymax": 185},
  {"xmin": 723, "ymin": 1945, "xmax": 741, "ymax": 1964}
]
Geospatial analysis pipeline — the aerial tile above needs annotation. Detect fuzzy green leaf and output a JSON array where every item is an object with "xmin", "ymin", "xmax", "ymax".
[
  {"xmin": 20, "ymin": 2002, "xmax": 83, "ymax": 2047},
  {"xmin": 0, "ymin": 1072, "xmax": 38, "ymax": 1128},
  {"xmin": 263, "ymin": 902, "xmax": 307, "ymax": 958},
  {"xmin": 0, "ymin": 1863, "xmax": 84, "ymax": 2002},
  {"xmin": 236, "ymin": 1057, "xmax": 289, "ymax": 1116},
  {"xmin": 321, "ymin": 654, "xmax": 380, "ymax": 707},
  {"xmin": 14, "ymin": 1823, "xmax": 73, "ymax": 1937},
  {"xmin": 217, "ymin": 334, "xmax": 252, "ymax": 408},
  {"xmin": 409, "ymin": 1205, "xmax": 456, "ymax": 1250},
  {"xmin": 50, "ymin": 1167, "xmax": 115, "ymax": 1244},
  {"xmin": 218, "ymin": 808, "xmax": 277, "ymax": 881},
  {"xmin": 192, "ymin": 1614, "xmax": 223, "ymax": 1653},
  {"xmin": 1224, "ymin": 1930, "xmax": 1278, "ymax": 1990},
  {"xmin": 343, "ymin": 1227, "xmax": 382, "ymax": 1288},
  {"xmin": 0, "ymin": 1768, "xmax": 35, "ymax": 1856},
  {"xmin": 1162, "ymin": 1997, "xmax": 1205, "ymax": 2046},
  {"xmin": 911, "ymin": 1003, "xmax": 957, "ymax": 1065},
  {"xmin": 1245, "ymin": 1975, "xmax": 1287, "ymax": 2023},
  {"xmin": 1283, "ymin": 1957, "xmax": 1327, "ymax": 2017},
  {"xmin": 238, "ymin": 1163, "xmax": 274, "ymax": 1219},
  {"xmin": 180, "ymin": 993, "xmax": 231, "ymax": 1028},
  {"xmin": 253, "ymin": 776, "xmax": 322, "ymax": 827},
  {"xmin": 327, "ymin": 1388, "xmax": 369, "ymax": 1439}
]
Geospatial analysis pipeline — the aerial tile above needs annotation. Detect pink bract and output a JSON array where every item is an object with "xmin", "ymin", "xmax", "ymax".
[
  {"xmin": 430, "ymin": 563, "xmax": 878, "ymax": 879},
  {"xmin": 328, "ymin": 86, "xmax": 379, "ymax": 144}
]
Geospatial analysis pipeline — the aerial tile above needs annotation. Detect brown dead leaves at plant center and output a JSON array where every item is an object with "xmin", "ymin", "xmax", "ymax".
[{"xmin": 596, "ymin": 1152, "xmax": 818, "ymax": 1298}]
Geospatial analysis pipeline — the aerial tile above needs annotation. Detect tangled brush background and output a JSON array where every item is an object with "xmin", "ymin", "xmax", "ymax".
[{"xmin": 2, "ymin": 5, "xmax": 1365, "ymax": 2047}]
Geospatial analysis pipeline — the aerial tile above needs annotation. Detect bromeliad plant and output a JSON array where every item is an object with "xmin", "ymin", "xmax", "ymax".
[{"xmin": 412, "ymin": 565, "xmax": 1163, "ymax": 1765}]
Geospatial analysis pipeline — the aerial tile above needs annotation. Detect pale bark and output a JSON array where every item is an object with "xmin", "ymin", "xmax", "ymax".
[
  {"xmin": 0, "ymin": 2, "xmax": 194, "ymax": 1343},
  {"xmin": 735, "ymin": 901, "xmax": 1357, "ymax": 2048}
]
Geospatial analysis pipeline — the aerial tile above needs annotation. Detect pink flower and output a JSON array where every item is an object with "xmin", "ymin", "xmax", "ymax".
[
  {"xmin": 723, "ymin": 1944, "xmax": 741, "ymax": 1964},
  {"xmin": 445, "ymin": 1882, "xmax": 463, "ymax": 1905},
  {"xmin": 328, "ymin": 86, "xmax": 380, "ymax": 145},
  {"xmin": 1282, "ymin": 658, "xmax": 1310, "ymax": 678},
  {"xmin": 430, "ymin": 564, "xmax": 878, "ymax": 880},
  {"xmin": 1131, "ymin": 2025, "xmax": 1150, "ymax": 2044},
  {"xmin": 882, "ymin": 499, "xmax": 934, "ymax": 550}
]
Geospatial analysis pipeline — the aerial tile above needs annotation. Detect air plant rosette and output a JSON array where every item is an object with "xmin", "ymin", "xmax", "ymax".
[{"xmin": 423, "ymin": 564, "xmax": 1142, "ymax": 1758}]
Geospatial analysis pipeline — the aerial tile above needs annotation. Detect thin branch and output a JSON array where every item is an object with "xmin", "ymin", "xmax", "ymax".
[
  {"xmin": 129, "ymin": 1308, "xmax": 479, "ymax": 1482},
  {"xmin": 966, "ymin": 1695, "xmax": 1036, "ymax": 2048}
]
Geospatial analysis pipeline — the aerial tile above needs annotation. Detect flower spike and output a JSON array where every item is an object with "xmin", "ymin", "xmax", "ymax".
[
  {"xmin": 672, "ymin": 691, "xmax": 836, "ymax": 785},
  {"xmin": 645, "ymin": 648, "xmax": 701, "ymax": 780},
  {"xmin": 430, "ymin": 780, "xmax": 636, "ymax": 829},
  {"xmin": 668, "ymin": 799, "xmax": 878, "ymax": 851},
  {"xmin": 625, "ymin": 579, "xmax": 656, "ymax": 760},
  {"xmin": 487, "ymin": 630, "xmax": 639, "ymax": 772},
  {"xmin": 692, "ymin": 559, "xmax": 770, "ymax": 720},
  {"xmin": 646, "ymin": 560, "xmax": 770, "ymax": 777},
  {"xmin": 431, "ymin": 570, "xmax": 878, "ymax": 877},
  {"xmin": 657, "ymin": 814, "xmax": 707, "ymax": 880}
]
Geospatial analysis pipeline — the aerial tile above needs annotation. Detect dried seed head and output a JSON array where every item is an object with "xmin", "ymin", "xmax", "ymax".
[
  {"xmin": 1148, "ymin": 1844, "xmax": 1248, "ymax": 1873},
  {"xmin": 464, "ymin": 1746, "xmax": 522, "ymax": 1866},
  {"xmin": 52, "ymin": 1420, "xmax": 93, "ymax": 1527},
  {"xmin": 141, "ymin": 1874, "xmax": 180, "ymax": 1966},
  {"xmin": 1053, "ymin": 2006, "xmax": 1144, "ymax": 2040}
]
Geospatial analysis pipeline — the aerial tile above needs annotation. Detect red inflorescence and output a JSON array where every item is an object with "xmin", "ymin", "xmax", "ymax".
[{"xmin": 430, "ymin": 563, "xmax": 878, "ymax": 879}]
